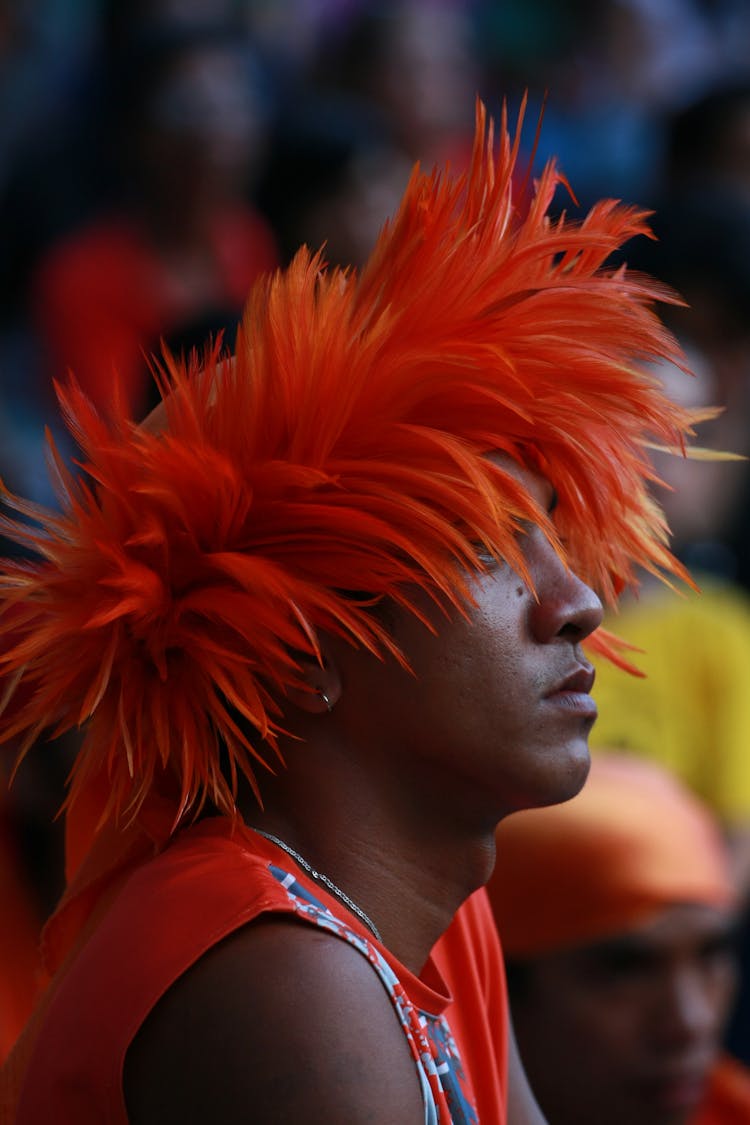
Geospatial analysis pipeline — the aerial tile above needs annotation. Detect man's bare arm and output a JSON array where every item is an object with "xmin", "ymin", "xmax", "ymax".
[{"xmin": 124, "ymin": 916, "xmax": 426, "ymax": 1124}]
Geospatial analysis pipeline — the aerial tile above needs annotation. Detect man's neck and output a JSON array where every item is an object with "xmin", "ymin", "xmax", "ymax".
[{"xmin": 242, "ymin": 755, "xmax": 498, "ymax": 973}]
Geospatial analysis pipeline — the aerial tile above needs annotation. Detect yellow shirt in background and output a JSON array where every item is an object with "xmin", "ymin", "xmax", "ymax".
[{"xmin": 591, "ymin": 578, "xmax": 750, "ymax": 825}]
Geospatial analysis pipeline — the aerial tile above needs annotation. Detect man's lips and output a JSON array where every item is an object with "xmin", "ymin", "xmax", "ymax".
[
  {"xmin": 639, "ymin": 1066, "xmax": 710, "ymax": 1113},
  {"xmin": 544, "ymin": 666, "xmax": 597, "ymax": 716},
  {"xmin": 546, "ymin": 665, "xmax": 596, "ymax": 696}
]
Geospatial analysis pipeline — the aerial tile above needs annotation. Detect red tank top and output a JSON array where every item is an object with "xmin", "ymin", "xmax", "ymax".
[{"xmin": 9, "ymin": 818, "xmax": 507, "ymax": 1123}]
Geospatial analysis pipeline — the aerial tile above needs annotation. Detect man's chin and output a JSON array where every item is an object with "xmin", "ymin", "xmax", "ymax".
[{"xmin": 536, "ymin": 742, "xmax": 592, "ymax": 809}]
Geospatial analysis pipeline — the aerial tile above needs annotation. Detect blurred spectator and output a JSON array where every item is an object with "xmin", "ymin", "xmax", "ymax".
[
  {"xmin": 257, "ymin": 101, "xmax": 413, "ymax": 267},
  {"xmin": 28, "ymin": 28, "xmax": 278, "ymax": 420},
  {"xmin": 487, "ymin": 753, "xmax": 750, "ymax": 1125},
  {"xmin": 311, "ymin": 0, "xmax": 480, "ymax": 168},
  {"xmin": 257, "ymin": 0, "xmax": 485, "ymax": 270},
  {"xmin": 588, "ymin": 344, "xmax": 750, "ymax": 1065},
  {"xmin": 580, "ymin": 151, "xmax": 750, "ymax": 1061}
]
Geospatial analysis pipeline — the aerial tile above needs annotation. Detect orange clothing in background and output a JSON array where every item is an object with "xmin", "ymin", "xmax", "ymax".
[
  {"xmin": 695, "ymin": 1055, "xmax": 750, "ymax": 1123},
  {"xmin": 31, "ymin": 209, "xmax": 278, "ymax": 417}
]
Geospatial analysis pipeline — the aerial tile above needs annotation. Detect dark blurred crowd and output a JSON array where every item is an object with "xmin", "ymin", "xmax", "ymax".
[
  {"xmin": 2, "ymin": 0, "xmax": 750, "ymax": 520},
  {"xmin": 3, "ymin": 0, "xmax": 750, "ymax": 1071}
]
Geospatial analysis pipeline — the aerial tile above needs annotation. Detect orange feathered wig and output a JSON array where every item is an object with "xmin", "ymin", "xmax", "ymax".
[{"xmin": 0, "ymin": 100, "xmax": 704, "ymax": 826}]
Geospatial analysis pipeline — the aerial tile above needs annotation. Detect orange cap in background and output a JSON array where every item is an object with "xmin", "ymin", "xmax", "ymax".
[{"xmin": 488, "ymin": 752, "xmax": 736, "ymax": 958}]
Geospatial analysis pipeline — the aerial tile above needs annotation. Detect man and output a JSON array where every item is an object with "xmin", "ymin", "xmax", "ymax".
[
  {"xmin": 0, "ymin": 101, "xmax": 701, "ymax": 1122},
  {"xmin": 488, "ymin": 753, "xmax": 750, "ymax": 1124}
]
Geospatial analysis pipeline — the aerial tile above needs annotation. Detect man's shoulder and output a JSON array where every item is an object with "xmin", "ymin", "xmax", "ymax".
[
  {"xmin": 36, "ymin": 823, "xmax": 293, "ymax": 1050},
  {"xmin": 94, "ymin": 819, "xmax": 290, "ymax": 953},
  {"xmin": 124, "ymin": 914, "xmax": 427, "ymax": 1124},
  {"xmin": 15, "ymin": 822, "xmax": 301, "ymax": 1122}
]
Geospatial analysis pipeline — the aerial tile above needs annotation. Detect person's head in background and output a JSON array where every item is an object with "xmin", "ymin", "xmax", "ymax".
[
  {"xmin": 310, "ymin": 0, "xmax": 479, "ymax": 167},
  {"xmin": 487, "ymin": 753, "xmax": 739, "ymax": 1125},
  {"xmin": 256, "ymin": 103, "xmax": 413, "ymax": 268},
  {"xmin": 107, "ymin": 24, "xmax": 268, "ymax": 240}
]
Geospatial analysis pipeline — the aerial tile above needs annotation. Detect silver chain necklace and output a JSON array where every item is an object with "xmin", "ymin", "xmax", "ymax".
[{"xmin": 254, "ymin": 828, "xmax": 383, "ymax": 944}]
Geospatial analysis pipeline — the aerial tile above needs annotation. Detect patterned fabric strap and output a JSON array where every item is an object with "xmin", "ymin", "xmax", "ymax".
[{"xmin": 267, "ymin": 862, "xmax": 478, "ymax": 1125}]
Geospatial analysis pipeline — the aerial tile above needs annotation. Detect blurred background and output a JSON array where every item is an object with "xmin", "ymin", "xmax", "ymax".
[
  {"xmin": 2, "ymin": 0, "xmax": 750, "ymax": 535},
  {"xmin": 2, "ymin": 0, "xmax": 750, "ymax": 1071}
]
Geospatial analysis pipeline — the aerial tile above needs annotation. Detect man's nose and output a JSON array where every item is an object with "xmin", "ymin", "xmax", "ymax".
[
  {"xmin": 528, "ymin": 541, "xmax": 604, "ymax": 645},
  {"xmin": 655, "ymin": 968, "xmax": 719, "ymax": 1048}
]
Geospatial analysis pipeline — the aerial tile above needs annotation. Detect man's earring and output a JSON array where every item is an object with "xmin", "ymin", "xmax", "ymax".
[{"xmin": 319, "ymin": 690, "xmax": 333, "ymax": 713}]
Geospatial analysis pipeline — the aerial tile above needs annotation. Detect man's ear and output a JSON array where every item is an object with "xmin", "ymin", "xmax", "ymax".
[{"xmin": 285, "ymin": 639, "xmax": 342, "ymax": 715}]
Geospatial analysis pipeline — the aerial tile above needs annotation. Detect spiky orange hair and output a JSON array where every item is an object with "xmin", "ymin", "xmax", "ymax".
[{"xmin": 0, "ymin": 100, "xmax": 703, "ymax": 827}]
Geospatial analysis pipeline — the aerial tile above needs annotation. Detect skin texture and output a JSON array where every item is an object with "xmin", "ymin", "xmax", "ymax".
[
  {"xmin": 124, "ymin": 457, "xmax": 603, "ymax": 1123},
  {"xmin": 510, "ymin": 903, "xmax": 737, "ymax": 1125}
]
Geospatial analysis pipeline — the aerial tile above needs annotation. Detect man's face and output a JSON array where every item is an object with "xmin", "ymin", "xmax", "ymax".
[
  {"xmin": 512, "ymin": 903, "xmax": 737, "ymax": 1125},
  {"xmin": 330, "ymin": 457, "xmax": 603, "ymax": 820}
]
